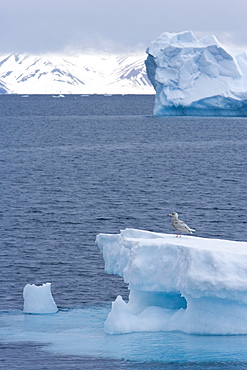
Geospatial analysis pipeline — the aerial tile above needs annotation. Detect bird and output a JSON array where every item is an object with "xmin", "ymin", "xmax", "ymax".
[{"xmin": 168, "ymin": 212, "xmax": 195, "ymax": 237}]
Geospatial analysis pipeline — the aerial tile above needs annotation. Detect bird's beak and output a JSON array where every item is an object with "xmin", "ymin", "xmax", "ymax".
[{"xmin": 168, "ymin": 214, "xmax": 172, "ymax": 217}]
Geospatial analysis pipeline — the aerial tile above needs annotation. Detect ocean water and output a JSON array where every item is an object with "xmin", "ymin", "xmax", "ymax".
[{"xmin": 1, "ymin": 94, "xmax": 247, "ymax": 369}]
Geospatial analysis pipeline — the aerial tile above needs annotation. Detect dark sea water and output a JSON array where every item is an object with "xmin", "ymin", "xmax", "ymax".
[{"xmin": 1, "ymin": 94, "xmax": 247, "ymax": 369}]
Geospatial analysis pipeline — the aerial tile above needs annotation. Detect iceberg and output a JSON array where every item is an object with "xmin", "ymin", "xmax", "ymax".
[
  {"xmin": 23, "ymin": 283, "xmax": 58, "ymax": 314},
  {"xmin": 145, "ymin": 31, "xmax": 247, "ymax": 116},
  {"xmin": 96, "ymin": 228, "xmax": 247, "ymax": 335}
]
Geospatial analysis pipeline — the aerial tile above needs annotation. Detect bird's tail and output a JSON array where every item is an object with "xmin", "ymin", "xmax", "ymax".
[{"xmin": 189, "ymin": 228, "xmax": 196, "ymax": 233}]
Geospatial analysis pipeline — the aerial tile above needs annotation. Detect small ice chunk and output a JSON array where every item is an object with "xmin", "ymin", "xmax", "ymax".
[{"xmin": 23, "ymin": 283, "xmax": 58, "ymax": 314}]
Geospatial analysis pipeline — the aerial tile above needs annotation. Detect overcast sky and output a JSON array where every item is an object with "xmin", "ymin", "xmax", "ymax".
[{"xmin": 1, "ymin": 0, "xmax": 247, "ymax": 54}]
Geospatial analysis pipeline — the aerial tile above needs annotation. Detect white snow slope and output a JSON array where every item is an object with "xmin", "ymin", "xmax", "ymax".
[
  {"xmin": 0, "ymin": 52, "xmax": 154, "ymax": 95},
  {"xmin": 145, "ymin": 31, "xmax": 247, "ymax": 116},
  {"xmin": 96, "ymin": 228, "xmax": 247, "ymax": 335}
]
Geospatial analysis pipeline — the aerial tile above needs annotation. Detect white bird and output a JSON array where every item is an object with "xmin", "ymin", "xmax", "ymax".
[{"xmin": 168, "ymin": 212, "xmax": 195, "ymax": 237}]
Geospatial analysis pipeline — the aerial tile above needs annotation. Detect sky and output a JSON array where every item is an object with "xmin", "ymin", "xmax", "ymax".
[{"xmin": 1, "ymin": 0, "xmax": 247, "ymax": 55}]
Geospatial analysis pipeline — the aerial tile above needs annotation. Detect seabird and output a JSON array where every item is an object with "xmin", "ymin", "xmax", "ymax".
[{"xmin": 168, "ymin": 212, "xmax": 195, "ymax": 237}]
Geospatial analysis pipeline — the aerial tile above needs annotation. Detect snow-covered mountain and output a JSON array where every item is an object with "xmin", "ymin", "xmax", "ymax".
[{"xmin": 0, "ymin": 52, "xmax": 154, "ymax": 94}]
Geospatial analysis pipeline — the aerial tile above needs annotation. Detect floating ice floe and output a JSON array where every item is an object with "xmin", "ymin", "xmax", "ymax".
[
  {"xmin": 23, "ymin": 283, "xmax": 58, "ymax": 314},
  {"xmin": 96, "ymin": 228, "xmax": 247, "ymax": 335}
]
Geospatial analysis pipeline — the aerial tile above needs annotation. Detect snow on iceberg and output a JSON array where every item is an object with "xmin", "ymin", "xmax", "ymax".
[
  {"xmin": 23, "ymin": 283, "xmax": 58, "ymax": 314},
  {"xmin": 145, "ymin": 31, "xmax": 247, "ymax": 116},
  {"xmin": 96, "ymin": 228, "xmax": 247, "ymax": 335}
]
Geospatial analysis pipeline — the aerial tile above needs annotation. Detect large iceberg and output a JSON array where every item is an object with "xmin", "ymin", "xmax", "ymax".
[
  {"xmin": 96, "ymin": 228, "xmax": 247, "ymax": 335},
  {"xmin": 145, "ymin": 31, "xmax": 247, "ymax": 116}
]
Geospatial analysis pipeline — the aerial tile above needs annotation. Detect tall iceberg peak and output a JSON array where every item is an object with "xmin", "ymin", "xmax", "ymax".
[
  {"xmin": 145, "ymin": 31, "xmax": 247, "ymax": 116},
  {"xmin": 96, "ymin": 229, "xmax": 247, "ymax": 335}
]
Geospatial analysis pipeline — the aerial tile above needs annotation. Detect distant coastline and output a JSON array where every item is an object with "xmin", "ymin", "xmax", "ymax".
[{"xmin": 0, "ymin": 52, "xmax": 154, "ymax": 95}]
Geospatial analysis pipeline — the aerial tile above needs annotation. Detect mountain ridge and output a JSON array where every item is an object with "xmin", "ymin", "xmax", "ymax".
[{"xmin": 0, "ymin": 52, "xmax": 154, "ymax": 95}]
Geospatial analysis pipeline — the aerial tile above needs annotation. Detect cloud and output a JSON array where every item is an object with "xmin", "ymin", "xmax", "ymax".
[{"xmin": 1, "ymin": 0, "xmax": 247, "ymax": 54}]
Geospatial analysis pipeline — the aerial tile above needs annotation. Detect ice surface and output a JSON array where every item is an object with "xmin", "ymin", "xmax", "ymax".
[
  {"xmin": 145, "ymin": 31, "xmax": 247, "ymax": 116},
  {"xmin": 2, "ymin": 306, "xmax": 247, "ymax": 362},
  {"xmin": 23, "ymin": 283, "xmax": 58, "ymax": 314},
  {"xmin": 96, "ymin": 228, "xmax": 247, "ymax": 335}
]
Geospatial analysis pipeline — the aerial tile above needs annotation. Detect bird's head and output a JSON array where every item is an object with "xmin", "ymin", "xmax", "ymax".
[{"xmin": 168, "ymin": 212, "xmax": 178, "ymax": 219}]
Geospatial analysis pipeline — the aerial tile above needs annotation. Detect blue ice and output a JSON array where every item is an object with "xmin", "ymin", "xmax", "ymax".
[
  {"xmin": 1, "ymin": 306, "xmax": 247, "ymax": 363},
  {"xmin": 145, "ymin": 31, "xmax": 247, "ymax": 117}
]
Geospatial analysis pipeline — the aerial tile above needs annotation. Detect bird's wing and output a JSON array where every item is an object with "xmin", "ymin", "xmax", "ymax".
[
  {"xmin": 179, "ymin": 220, "xmax": 191, "ymax": 231},
  {"xmin": 174, "ymin": 220, "xmax": 195, "ymax": 233},
  {"xmin": 183, "ymin": 222, "xmax": 192, "ymax": 231},
  {"xmin": 173, "ymin": 220, "xmax": 186, "ymax": 230},
  {"xmin": 181, "ymin": 221, "xmax": 195, "ymax": 233}
]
